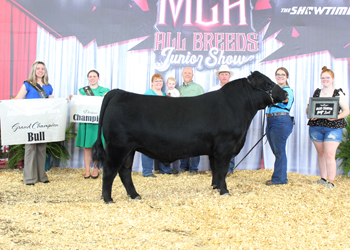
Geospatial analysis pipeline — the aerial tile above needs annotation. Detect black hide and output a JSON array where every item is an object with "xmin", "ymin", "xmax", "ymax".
[{"xmin": 92, "ymin": 71, "xmax": 288, "ymax": 203}]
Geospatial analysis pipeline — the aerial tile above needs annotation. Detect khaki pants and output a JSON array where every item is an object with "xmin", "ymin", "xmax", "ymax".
[{"xmin": 23, "ymin": 143, "xmax": 48, "ymax": 184}]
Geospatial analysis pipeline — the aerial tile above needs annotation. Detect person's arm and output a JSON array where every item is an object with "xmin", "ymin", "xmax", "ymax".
[
  {"xmin": 13, "ymin": 84, "xmax": 27, "ymax": 99},
  {"xmin": 329, "ymin": 92, "xmax": 349, "ymax": 120}
]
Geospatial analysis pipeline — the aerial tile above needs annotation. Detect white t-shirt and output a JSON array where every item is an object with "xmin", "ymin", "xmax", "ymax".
[
  {"xmin": 208, "ymin": 84, "xmax": 222, "ymax": 92},
  {"xmin": 166, "ymin": 88, "xmax": 180, "ymax": 97}
]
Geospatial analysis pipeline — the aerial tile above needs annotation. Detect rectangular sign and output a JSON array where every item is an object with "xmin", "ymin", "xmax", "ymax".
[
  {"xmin": 307, "ymin": 97, "xmax": 339, "ymax": 119},
  {"xmin": 69, "ymin": 95, "xmax": 103, "ymax": 124},
  {"xmin": 0, "ymin": 98, "xmax": 67, "ymax": 145}
]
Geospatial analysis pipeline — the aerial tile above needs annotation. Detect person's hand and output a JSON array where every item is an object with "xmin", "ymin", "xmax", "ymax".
[{"xmin": 69, "ymin": 94, "xmax": 73, "ymax": 100}]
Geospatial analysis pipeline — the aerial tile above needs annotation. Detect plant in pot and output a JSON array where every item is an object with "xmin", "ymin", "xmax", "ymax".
[
  {"xmin": 5, "ymin": 122, "xmax": 77, "ymax": 169},
  {"xmin": 336, "ymin": 115, "xmax": 350, "ymax": 177}
]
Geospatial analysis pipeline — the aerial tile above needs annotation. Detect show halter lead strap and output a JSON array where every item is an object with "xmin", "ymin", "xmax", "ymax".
[
  {"xmin": 83, "ymin": 86, "xmax": 95, "ymax": 96},
  {"xmin": 233, "ymin": 108, "xmax": 268, "ymax": 170},
  {"xmin": 32, "ymin": 83, "xmax": 48, "ymax": 98}
]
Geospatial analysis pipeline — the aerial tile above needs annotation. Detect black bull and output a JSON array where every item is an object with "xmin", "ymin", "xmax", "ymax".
[{"xmin": 92, "ymin": 71, "xmax": 288, "ymax": 203}]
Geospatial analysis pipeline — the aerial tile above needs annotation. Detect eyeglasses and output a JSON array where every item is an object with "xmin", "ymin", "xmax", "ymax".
[
  {"xmin": 321, "ymin": 77, "xmax": 331, "ymax": 80},
  {"xmin": 275, "ymin": 74, "xmax": 286, "ymax": 77}
]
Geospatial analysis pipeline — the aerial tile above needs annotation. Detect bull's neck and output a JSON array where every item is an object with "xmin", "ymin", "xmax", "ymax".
[{"xmin": 224, "ymin": 79, "xmax": 273, "ymax": 122}]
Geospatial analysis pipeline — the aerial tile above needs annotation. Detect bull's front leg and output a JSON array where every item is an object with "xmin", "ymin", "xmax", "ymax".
[
  {"xmin": 209, "ymin": 156, "xmax": 218, "ymax": 189},
  {"xmin": 119, "ymin": 166, "xmax": 141, "ymax": 200},
  {"xmin": 210, "ymin": 156, "xmax": 231, "ymax": 195}
]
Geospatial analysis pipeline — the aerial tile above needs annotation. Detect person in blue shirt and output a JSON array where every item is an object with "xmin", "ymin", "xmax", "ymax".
[
  {"xmin": 141, "ymin": 74, "xmax": 178, "ymax": 177},
  {"xmin": 13, "ymin": 61, "xmax": 53, "ymax": 186},
  {"xmin": 265, "ymin": 67, "xmax": 294, "ymax": 185}
]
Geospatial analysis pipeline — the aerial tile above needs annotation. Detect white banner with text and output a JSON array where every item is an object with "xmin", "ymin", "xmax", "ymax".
[
  {"xmin": 69, "ymin": 95, "xmax": 103, "ymax": 124},
  {"xmin": 0, "ymin": 98, "xmax": 67, "ymax": 145}
]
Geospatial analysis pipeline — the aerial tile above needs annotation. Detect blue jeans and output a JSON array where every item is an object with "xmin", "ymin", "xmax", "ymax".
[
  {"xmin": 179, "ymin": 157, "xmax": 200, "ymax": 172},
  {"xmin": 266, "ymin": 115, "xmax": 293, "ymax": 184},
  {"xmin": 141, "ymin": 154, "xmax": 171, "ymax": 176},
  {"xmin": 228, "ymin": 157, "xmax": 235, "ymax": 173}
]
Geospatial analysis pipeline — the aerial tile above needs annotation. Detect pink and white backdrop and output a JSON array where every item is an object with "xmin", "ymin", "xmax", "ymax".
[{"xmin": 1, "ymin": 0, "xmax": 349, "ymax": 175}]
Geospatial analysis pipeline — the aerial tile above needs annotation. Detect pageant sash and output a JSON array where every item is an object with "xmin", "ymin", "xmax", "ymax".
[
  {"xmin": 0, "ymin": 98, "xmax": 67, "ymax": 145},
  {"xmin": 83, "ymin": 86, "xmax": 95, "ymax": 96},
  {"xmin": 70, "ymin": 95, "xmax": 103, "ymax": 124},
  {"xmin": 32, "ymin": 83, "xmax": 49, "ymax": 98}
]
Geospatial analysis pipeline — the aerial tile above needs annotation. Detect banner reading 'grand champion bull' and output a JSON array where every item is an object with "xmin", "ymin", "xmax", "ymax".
[{"xmin": 0, "ymin": 99, "xmax": 67, "ymax": 145}]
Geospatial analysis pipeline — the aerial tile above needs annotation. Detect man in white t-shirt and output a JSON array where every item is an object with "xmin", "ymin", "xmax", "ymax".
[
  {"xmin": 208, "ymin": 65, "xmax": 233, "ymax": 92},
  {"xmin": 208, "ymin": 65, "xmax": 236, "ymax": 175}
]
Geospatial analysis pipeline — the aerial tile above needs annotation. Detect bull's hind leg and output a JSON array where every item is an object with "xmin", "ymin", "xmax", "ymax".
[
  {"xmin": 119, "ymin": 167, "xmax": 140, "ymax": 199},
  {"xmin": 119, "ymin": 151, "xmax": 140, "ymax": 199},
  {"xmin": 102, "ymin": 155, "xmax": 119, "ymax": 203},
  {"xmin": 102, "ymin": 147, "xmax": 128, "ymax": 203}
]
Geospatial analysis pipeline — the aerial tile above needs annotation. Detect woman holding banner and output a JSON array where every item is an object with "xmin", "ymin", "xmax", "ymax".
[
  {"xmin": 307, "ymin": 66, "xmax": 349, "ymax": 188},
  {"xmin": 72, "ymin": 70, "xmax": 109, "ymax": 179},
  {"xmin": 13, "ymin": 61, "xmax": 53, "ymax": 186}
]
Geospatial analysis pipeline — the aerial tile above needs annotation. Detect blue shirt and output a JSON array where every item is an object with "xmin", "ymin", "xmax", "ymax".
[
  {"xmin": 24, "ymin": 81, "xmax": 53, "ymax": 99},
  {"xmin": 144, "ymin": 89, "xmax": 166, "ymax": 96},
  {"xmin": 266, "ymin": 86, "xmax": 294, "ymax": 114}
]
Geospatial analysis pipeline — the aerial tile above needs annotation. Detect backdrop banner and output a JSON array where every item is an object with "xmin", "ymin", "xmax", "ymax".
[
  {"xmin": 70, "ymin": 95, "xmax": 103, "ymax": 124},
  {"xmin": 2, "ymin": 0, "xmax": 350, "ymax": 174},
  {"xmin": 0, "ymin": 98, "xmax": 67, "ymax": 145}
]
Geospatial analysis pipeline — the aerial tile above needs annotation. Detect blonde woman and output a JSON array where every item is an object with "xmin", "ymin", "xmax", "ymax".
[{"xmin": 13, "ymin": 61, "xmax": 53, "ymax": 186}]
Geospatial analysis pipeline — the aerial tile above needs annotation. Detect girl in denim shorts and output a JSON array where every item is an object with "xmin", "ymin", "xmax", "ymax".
[{"xmin": 307, "ymin": 66, "xmax": 349, "ymax": 188}]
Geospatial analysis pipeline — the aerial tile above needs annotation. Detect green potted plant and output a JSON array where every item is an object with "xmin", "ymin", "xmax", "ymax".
[
  {"xmin": 336, "ymin": 115, "xmax": 350, "ymax": 177},
  {"xmin": 4, "ymin": 122, "xmax": 77, "ymax": 169}
]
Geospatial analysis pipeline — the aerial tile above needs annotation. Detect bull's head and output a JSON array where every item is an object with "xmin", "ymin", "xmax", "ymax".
[{"xmin": 247, "ymin": 71, "xmax": 288, "ymax": 104}]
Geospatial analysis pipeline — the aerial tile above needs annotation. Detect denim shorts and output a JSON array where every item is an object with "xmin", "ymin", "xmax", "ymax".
[{"xmin": 309, "ymin": 126, "xmax": 343, "ymax": 143}]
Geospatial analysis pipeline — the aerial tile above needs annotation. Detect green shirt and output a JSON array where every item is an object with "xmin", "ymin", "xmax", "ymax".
[{"xmin": 177, "ymin": 81, "xmax": 204, "ymax": 97}]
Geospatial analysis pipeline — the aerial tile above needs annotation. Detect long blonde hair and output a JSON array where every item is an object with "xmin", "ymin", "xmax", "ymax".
[{"xmin": 27, "ymin": 61, "xmax": 49, "ymax": 86}]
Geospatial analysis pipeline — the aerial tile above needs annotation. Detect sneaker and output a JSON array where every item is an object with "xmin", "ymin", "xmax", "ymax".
[
  {"xmin": 326, "ymin": 182, "xmax": 335, "ymax": 189},
  {"xmin": 265, "ymin": 180, "xmax": 275, "ymax": 186},
  {"xmin": 166, "ymin": 169, "xmax": 179, "ymax": 175},
  {"xmin": 144, "ymin": 174, "xmax": 157, "ymax": 178},
  {"xmin": 316, "ymin": 178, "xmax": 327, "ymax": 185},
  {"xmin": 188, "ymin": 171, "xmax": 198, "ymax": 176}
]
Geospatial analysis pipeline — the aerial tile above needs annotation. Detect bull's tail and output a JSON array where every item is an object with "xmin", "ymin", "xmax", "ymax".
[{"xmin": 92, "ymin": 90, "xmax": 118, "ymax": 169}]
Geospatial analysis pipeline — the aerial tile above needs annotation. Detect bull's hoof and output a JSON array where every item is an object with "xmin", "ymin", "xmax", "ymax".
[
  {"xmin": 220, "ymin": 192, "xmax": 231, "ymax": 196},
  {"xmin": 131, "ymin": 195, "xmax": 141, "ymax": 200},
  {"xmin": 212, "ymin": 185, "xmax": 218, "ymax": 189},
  {"xmin": 104, "ymin": 200, "xmax": 115, "ymax": 204}
]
